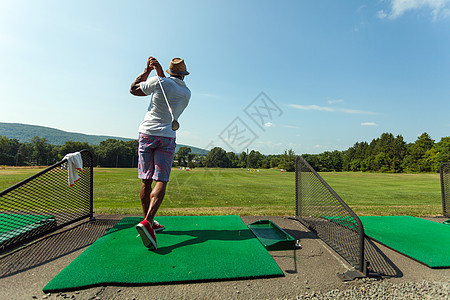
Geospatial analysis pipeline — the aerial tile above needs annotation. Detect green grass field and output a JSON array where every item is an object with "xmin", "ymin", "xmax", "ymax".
[{"xmin": 0, "ymin": 167, "xmax": 443, "ymax": 216}]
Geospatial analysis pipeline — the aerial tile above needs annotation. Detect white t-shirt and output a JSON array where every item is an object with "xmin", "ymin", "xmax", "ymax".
[{"xmin": 138, "ymin": 76, "xmax": 191, "ymax": 138}]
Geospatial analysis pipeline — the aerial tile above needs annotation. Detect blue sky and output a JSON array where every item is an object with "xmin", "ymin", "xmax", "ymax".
[{"xmin": 1, "ymin": 0, "xmax": 449, "ymax": 155}]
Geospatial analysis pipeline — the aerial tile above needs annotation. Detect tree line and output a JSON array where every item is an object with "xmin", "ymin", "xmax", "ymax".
[
  {"xmin": 303, "ymin": 133, "xmax": 449, "ymax": 173},
  {"xmin": 0, "ymin": 132, "xmax": 448, "ymax": 173},
  {"xmin": 0, "ymin": 136, "xmax": 138, "ymax": 168},
  {"xmin": 0, "ymin": 135, "xmax": 298, "ymax": 170},
  {"xmin": 181, "ymin": 147, "xmax": 297, "ymax": 172}
]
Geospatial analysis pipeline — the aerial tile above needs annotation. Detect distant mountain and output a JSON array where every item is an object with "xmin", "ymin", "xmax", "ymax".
[
  {"xmin": 0, "ymin": 122, "xmax": 208, "ymax": 155},
  {"xmin": 0, "ymin": 122, "xmax": 133, "ymax": 145}
]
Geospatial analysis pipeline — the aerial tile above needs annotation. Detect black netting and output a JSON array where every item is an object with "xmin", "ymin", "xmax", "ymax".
[
  {"xmin": 295, "ymin": 156, "xmax": 365, "ymax": 272},
  {"xmin": 441, "ymin": 163, "xmax": 450, "ymax": 218},
  {"xmin": 0, "ymin": 150, "xmax": 93, "ymax": 252}
]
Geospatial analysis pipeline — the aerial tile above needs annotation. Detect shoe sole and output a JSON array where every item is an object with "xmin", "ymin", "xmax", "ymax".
[
  {"xmin": 136, "ymin": 224, "xmax": 157, "ymax": 249},
  {"xmin": 153, "ymin": 226, "xmax": 164, "ymax": 232}
]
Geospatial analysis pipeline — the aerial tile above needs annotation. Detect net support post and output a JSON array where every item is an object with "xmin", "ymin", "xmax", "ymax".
[
  {"xmin": 337, "ymin": 260, "xmax": 369, "ymax": 281},
  {"xmin": 83, "ymin": 149, "xmax": 95, "ymax": 220},
  {"xmin": 441, "ymin": 162, "xmax": 450, "ymax": 218}
]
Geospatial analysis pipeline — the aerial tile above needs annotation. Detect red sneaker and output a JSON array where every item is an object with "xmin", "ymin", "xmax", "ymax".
[
  {"xmin": 152, "ymin": 220, "xmax": 165, "ymax": 232},
  {"xmin": 136, "ymin": 220, "xmax": 157, "ymax": 249}
]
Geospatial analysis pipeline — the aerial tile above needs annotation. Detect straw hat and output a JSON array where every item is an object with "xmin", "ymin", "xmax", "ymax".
[{"xmin": 166, "ymin": 58, "xmax": 190, "ymax": 76}]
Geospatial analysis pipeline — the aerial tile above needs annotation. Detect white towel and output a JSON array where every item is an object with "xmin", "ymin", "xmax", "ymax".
[{"xmin": 63, "ymin": 152, "xmax": 83, "ymax": 186}]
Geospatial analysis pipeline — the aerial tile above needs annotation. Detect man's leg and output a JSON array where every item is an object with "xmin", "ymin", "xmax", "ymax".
[
  {"xmin": 137, "ymin": 178, "xmax": 159, "ymax": 250},
  {"xmin": 140, "ymin": 179, "xmax": 153, "ymax": 218},
  {"xmin": 145, "ymin": 180, "xmax": 167, "ymax": 223},
  {"xmin": 145, "ymin": 136, "xmax": 175, "ymax": 223}
]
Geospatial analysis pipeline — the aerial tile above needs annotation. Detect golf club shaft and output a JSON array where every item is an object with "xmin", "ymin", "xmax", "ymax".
[{"xmin": 154, "ymin": 70, "xmax": 175, "ymax": 121}]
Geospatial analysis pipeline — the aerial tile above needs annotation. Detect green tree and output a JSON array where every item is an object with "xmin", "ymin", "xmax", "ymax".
[
  {"xmin": 226, "ymin": 152, "xmax": 239, "ymax": 168},
  {"xmin": 342, "ymin": 133, "xmax": 406, "ymax": 172},
  {"xmin": 124, "ymin": 140, "xmax": 139, "ymax": 168},
  {"xmin": 372, "ymin": 133, "xmax": 395, "ymax": 172},
  {"xmin": 302, "ymin": 154, "xmax": 320, "ymax": 171},
  {"xmin": 391, "ymin": 135, "xmax": 407, "ymax": 173},
  {"xmin": 260, "ymin": 158, "xmax": 270, "ymax": 169},
  {"xmin": 403, "ymin": 133, "xmax": 435, "ymax": 172},
  {"xmin": 370, "ymin": 133, "xmax": 406, "ymax": 172},
  {"xmin": 177, "ymin": 146, "xmax": 191, "ymax": 167},
  {"xmin": 187, "ymin": 153, "xmax": 195, "ymax": 167},
  {"xmin": 279, "ymin": 149, "xmax": 296, "ymax": 172},
  {"xmin": 238, "ymin": 152, "xmax": 247, "ymax": 168},
  {"xmin": 318, "ymin": 150, "xmax": 343, "ymax": 172},
  {"xmin": 204, "ymin": 147, "xmax": 230, "ymax": 168},
  {"xmin": 31, "ymin": 136, "xmax": 52, "ymax": 165},
  {"xmin": 0, "ymin": 136, "xmax": 21, "ymax": 165},
  {"xmin": 343, "ymin": 141, "xmax": 369, "ymax": 171},
  {"xmin": 58, "ymin": 141, "xmax": 94, "ymax": 160},
  {"xmin": 97, "ymin": 139, "xmax": 128, "ymax": 167},
  {"xmin": 194, "ymin": 155, "xmax": 206, "ymax": 167},
  {"xmin": 247, "ymin": 150, "xmax": 265, "ymax": 169},
  {"xmin": 426, "ymin": 137, "xmax": 450, "ymax": 172},
  {"xmin": 269, "ymin": 156, "xmax": 281, "ymax": 168},
  {"xmin": 16, "ymin": 143, "xmax": 33, "ymax": 166}
]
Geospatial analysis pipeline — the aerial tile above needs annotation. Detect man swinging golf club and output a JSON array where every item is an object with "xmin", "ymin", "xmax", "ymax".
[{"xmin": 130, "ymin": 56, "xmax": 191, "ymax": 249}]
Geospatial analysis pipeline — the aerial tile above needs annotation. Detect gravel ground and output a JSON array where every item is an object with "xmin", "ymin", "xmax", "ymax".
[
  {"xmin": 31, "ymin": 280, "xmax": 450, "ymax": 300},
  {"xmin": 297, "ymin": 279, "xmax": 449, "ymax": 299}
]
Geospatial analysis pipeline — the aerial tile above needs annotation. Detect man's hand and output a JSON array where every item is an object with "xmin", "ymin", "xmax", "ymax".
[
  {"xmin": 130, "ymin": 56, "xmax": 165, "ymax": 96},
  {"xmin": 147, "ymin": 57, "xmax": 165, "ymax": 78}
]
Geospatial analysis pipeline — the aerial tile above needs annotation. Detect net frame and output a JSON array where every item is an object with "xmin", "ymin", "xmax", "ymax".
[
  {"xmin": 441, "ymin": 162, "xmax": 450, "ymax": 218},
  {"xmin": 295, "ymin": 156, "xmax": 366, "ymax": 273},
  {"xmin": 0, "ymin": 150, "xmax": 93, "ymax": 253}
]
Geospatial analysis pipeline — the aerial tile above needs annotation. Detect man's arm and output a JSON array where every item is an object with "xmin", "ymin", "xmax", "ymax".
[{"xmin": 130, "ymin": 56, "xmax": 165, "ymax": 96}]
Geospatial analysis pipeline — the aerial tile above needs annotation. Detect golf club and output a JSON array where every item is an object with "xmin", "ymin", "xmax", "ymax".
[{"xmin": 154, "ymin": 68, "xmax": 179, "ymax": 131}]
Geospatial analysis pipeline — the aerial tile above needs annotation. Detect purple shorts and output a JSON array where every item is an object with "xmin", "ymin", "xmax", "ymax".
[{"xmin": 138, "ymin": 133, "xmax": 176, "ymax": 182}]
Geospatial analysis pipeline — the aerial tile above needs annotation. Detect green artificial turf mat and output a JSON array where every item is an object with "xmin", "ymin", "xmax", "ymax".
[
  {"xmin": 43, "ymin": 215, "xmax": 283, "ymax": 292},
  {"xmin": 0, "ymin": 213, "xmax": 55, "ymax": 244},
  {"xmin": 360, "ymin": 216, "xmax": 450, "ymax": 268}
]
